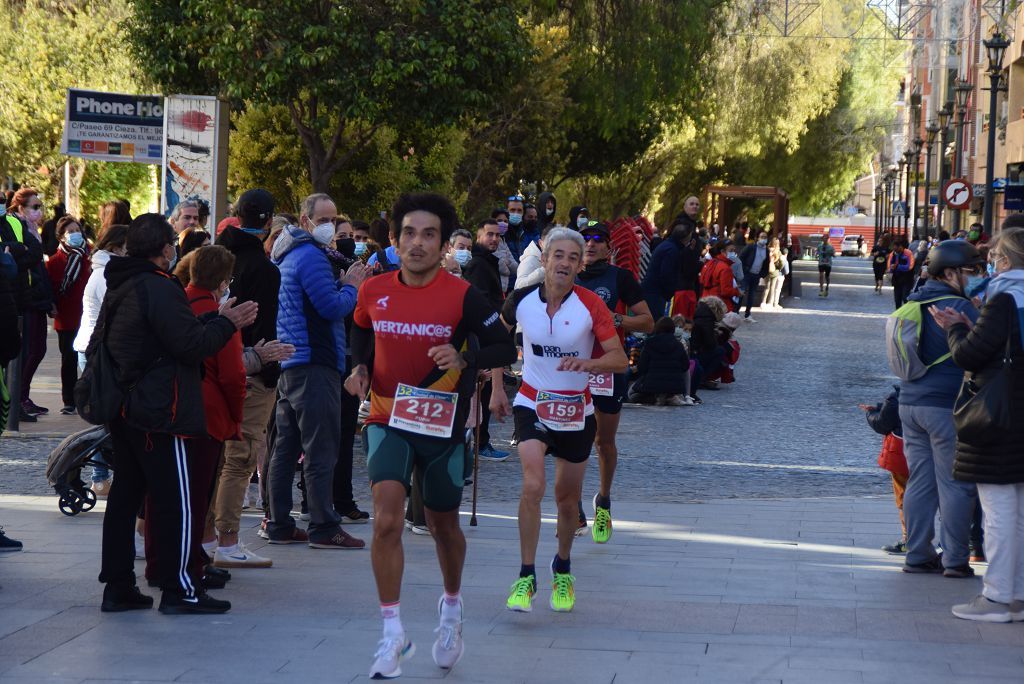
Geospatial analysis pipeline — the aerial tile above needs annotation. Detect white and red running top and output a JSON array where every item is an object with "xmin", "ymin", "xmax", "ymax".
[{"xmin": 501, "ymin": 282, "xmax": 618, "ymax": 415}]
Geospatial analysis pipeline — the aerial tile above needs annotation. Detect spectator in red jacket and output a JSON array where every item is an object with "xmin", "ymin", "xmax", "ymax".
[
  {"xmin": 145, "ymin": 245, "xmax": 247, "ymax": 589},
  {"xmin": 699, "ymin": 241, "xmax": 741, "ymax": 311},
  {"xmin": 44, "ymin": 215, "xmax": 91, "ymax": 414}
]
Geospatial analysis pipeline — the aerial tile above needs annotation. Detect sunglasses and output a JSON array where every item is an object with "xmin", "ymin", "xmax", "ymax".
[{"xmin": 582, "ymin": 234, "xmax": 606, "ymax": 243}]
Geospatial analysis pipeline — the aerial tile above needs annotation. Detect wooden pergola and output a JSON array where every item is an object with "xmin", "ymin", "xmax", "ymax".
[{"xmin": 702, "ymin": 185, "xmax": 790, "ymax": 239}]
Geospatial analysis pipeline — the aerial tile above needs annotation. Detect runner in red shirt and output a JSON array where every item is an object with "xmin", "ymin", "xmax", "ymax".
[
  {"xmin": 346, "ymin": 193, "xmax": 515, "ymax": 679},
  {"xmin": 491, "ymin": 227, "xmax": 628, "ymax": 613}
]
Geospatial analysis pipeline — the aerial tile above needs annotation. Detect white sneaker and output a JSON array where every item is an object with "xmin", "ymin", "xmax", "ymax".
[
  {"xmin": 213, "ymin": 543, "xmax": 273, "ymax": 568},
  {"xmin": 134, "ymin": 532, "xmax": 145, "ymax": 560},
  {"xmin": 745, "ymin": 316, "xmax": 757, "ymax": 323},
  {"xmin": 410, "ymin": 524, "xmax": 431, "ymax": 536},
  {"xmin": 432, "ymin": 598, "xmax": 465, "ymax": 670},
  {"xmin": 1010, "ymin": 600, "xmax": 1024, "ymax": 621},
  {"xmin": 952, "ymin": 595, "xmax": 1012, "ymax": 623},
  {"xmin": 369, "ymin": 635, "xmax": 415, "ymax": 679},
  {"xmin": 665, "ymin": 395, "xmax": 694, "ymax": 407}
]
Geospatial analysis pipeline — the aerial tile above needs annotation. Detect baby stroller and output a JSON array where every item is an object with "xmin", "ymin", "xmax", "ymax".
[{"xmin": 45, "ymin": 425, "xmax": 114, "ymax": 516}]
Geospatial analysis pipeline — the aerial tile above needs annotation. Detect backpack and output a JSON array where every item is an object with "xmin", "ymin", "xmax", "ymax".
[{"xmin": 885, "ymin": 296, "xmax": 957, "ymax": 381}]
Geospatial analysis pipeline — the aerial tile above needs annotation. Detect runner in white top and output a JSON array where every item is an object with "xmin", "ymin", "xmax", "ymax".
[{"xmin": 490, "ymin": 228, "xmax": 627, "ymax": 613}]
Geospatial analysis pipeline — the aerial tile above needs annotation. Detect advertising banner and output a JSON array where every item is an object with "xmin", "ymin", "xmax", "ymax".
[
  {"xmin": 161, "ymin": 95, "xmax": 229, "ymax": 222},
  {"xmin": 60, "ymin": 88, "xmax": 164, "ymax": 164}
]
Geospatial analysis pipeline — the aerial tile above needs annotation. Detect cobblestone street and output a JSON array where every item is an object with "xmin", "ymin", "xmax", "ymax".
[{"xmin": 1, "ymin": 256, "xmax": 895, "ymax": 504}]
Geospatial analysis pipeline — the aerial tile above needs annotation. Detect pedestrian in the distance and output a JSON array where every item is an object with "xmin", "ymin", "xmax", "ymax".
[
  {"xmin": 44, "ymin": 215, "xmax": 91, "ymax": 415},
  {"xmin": 889, "ymin": 236, "xmax": 916, "ymax": 308},
  {"xmin": 871, "ymin": 235, "xmax": 890, "ymax": 294}
]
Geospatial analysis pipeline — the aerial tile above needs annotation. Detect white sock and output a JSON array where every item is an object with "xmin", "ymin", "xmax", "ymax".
[
  {"xmin": 441, "ymin": 592, "xmax": 462, "ymax": 623},
  {"xmin": 202, "ymin": 540, "xmax": 218, "ymax": 556},
  {"xmin": 381, "ymin": 601, "xmax": 403, "ymax": 638},
  {"xmin": 218, "ymin": 543, "xmax": 239, "ymax": 555}
]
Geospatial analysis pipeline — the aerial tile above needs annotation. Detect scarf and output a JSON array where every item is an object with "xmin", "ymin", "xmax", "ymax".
[{"xmin": 57, "ymin": 241, "xmax": 87, "ymax": 296}]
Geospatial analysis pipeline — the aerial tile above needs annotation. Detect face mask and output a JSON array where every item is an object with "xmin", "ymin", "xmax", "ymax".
[
  {"xmin": 546, "ymin": 208, "xmax": 555, "ymax": 217},
  {"xmin": 576, "ymin": 216, "xmax": 589, "ymax": 229},
  {"xmin": 241, "ymin": 227, "xmax": 266, "ymax": 237},
  {"xmin": 67, "ymin": 232, "xmax": 85, "ymax": 248},
  {"xmin": 987, "ymin": 262, "xmax": 996, "ymax": 276},
  {"xmin": 497, "ymin": 221, "xmax": 508, "ymax": 236},
  {"xmin": 0, "ymin": 205, "xmax": 6, "ymax": 217},
  {"xmin": 354, "ymin": 242, "xmax": 367, "ymax": 256},
  {"xmin": 523, "ymin": 219, "xmax": 538, "ymax": 233},
  {"xmin": 454, "ymin": 248, "xmax": 471, "ymax": 266},
  {"xmin": 508, "ymin": 213, "xmax": 522, "ymax": 226},
  {"xmin": 758, "ymin": 239, "xmax": 767, "ymax": 246},
  {"xmin": 337, "ymin": 237, "xmax": 356, "ymax": 258},
  {"xmin": 966, "ymin": 276, "xmax": 987, "ymax": 297},
  {"xmin": 27, "ymin": 208, "xmax": 42, "ymax": 224},
  {"xmin": 219, "ymin": 287, "xmax": 230, "ymax": 306},
  {"xmin": 727, "ymin": 252, "xmax": 738, "ymax": 262},
  {"xmin": 312, "ymin": 222, "xmax": 335, "ymax": 245}
]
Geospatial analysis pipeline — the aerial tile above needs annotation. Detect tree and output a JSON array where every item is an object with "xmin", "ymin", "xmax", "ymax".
[
  {"xmin": 0, "ymin": 0, "xmax": 154, "ymax": 219},
  {"xmin": 129, "ymin": 0, "xmax": 531, "ymax": 193}
]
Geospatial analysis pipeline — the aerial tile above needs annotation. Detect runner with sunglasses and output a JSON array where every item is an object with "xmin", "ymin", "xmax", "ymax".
[
  {"xmin": 574, "ymin": 221, "xmax": 653, "ymax": 543},
  {"xmin": 491, "ymin": 227, "xmax": 628, "ymax": 613}
]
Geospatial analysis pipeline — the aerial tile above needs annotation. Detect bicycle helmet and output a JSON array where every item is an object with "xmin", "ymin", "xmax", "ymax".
[{"xmin": 926, "ymin": 240, "xmax": 984, "ymax": 277}]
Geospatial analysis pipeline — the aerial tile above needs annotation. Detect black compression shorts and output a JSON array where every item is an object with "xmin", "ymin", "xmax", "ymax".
[{"xmin": 512, "ymin": 407, "xmax": 597, "ymax": 464}]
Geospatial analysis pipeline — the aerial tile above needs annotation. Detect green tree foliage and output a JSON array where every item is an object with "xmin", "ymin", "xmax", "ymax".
[
  {"xmin": 0, "ymin": 0, "xmax": 153, "ymax": 221},
  {"xmin": 129, "ymin": 0, "xmax": 530, "ymax": 192}
]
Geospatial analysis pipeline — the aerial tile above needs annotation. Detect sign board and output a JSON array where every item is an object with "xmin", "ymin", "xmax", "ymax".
[
  {"xmin": 828, "ymin": 227, "xmax": 845, "ymax": 238},
  {"xmin": 60, "ymin": 88, "xmax": 163, "ymax": 164},
  {"xmin": 1006, "ymin": 163, "xmax": 1024, "ymax": 211},
  {"xmin": 943, "ymin": 178, "xmax": 973, "ymax": 209},
  {"xmin": 161, "ymin": 95, "xmax": 230, "ymax": 224}
]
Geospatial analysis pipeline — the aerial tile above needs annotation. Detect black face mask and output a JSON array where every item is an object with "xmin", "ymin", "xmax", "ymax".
[
  {"xmin": 336, "ymin": 237, "xmax": 356, "ymax": 258},
  {"xmin": 523, "ymin": 219, "xmax": 538, "ymax": 233}
]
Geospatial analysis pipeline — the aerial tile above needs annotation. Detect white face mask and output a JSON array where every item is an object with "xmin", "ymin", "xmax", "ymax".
[
  {"xmin": 453, "ymin": 248, "xmax": 471, "ymax": 265},
  {"xmin": 219, "ymin": 287, "xmax": 230, "ymax": 306},
  {"xmin": 312, "ymin": 222, "xmax": 335, "ymax": 245}
]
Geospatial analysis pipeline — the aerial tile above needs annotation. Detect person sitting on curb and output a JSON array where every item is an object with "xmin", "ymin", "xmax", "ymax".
[{"xmin": 627, "ymin": 316, "xmax": 693, "ymax": 406}]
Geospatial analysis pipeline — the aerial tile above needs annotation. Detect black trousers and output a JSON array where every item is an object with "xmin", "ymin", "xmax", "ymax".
[
  {"xmin": 892, "ymin": 272, "xmax": 914, "ymax": 309},
  {"xmin": 478, "ymin": 379, "xmax": 493, "ymax": 449},
  {"xmin": 56, "ymin": 328, "xmax": 78, "ymax": 407},
  {"xmin": 99, "ymin": 419, "xmax": 198, "ymax": 597},
  {"xmin": 332, "ymin": 385, "xmax": 360, "ymax": 513}
]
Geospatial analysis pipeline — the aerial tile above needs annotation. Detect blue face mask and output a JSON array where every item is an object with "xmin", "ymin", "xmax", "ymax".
[
  {"xmin": 241, "ymin": 227, "xmax": 266, "ymax": 237},
  {"xmin": 508, "ymin": 213, "xmax": 522, "ymax": 226},
  {"xmin": 0, "ymin": 204, "xmax": 6, "ymax": 217},
  {"xmin": 987, "ymin": 262, "xmax": 996, "ymax": 276},
  {"xmin": 67, "ymin": 232, "xmax": 85, "ymax": 248},
  {"xmin": 966, "ymin": 276, "xmax": 988, "ymax": 297},
  {"xmin": 454, "ymin": 248, "xmax": 472, "ymax": 265},
  {"xmin": 354, "ymin": 242, "xmax": 367, "ymax": 256}
]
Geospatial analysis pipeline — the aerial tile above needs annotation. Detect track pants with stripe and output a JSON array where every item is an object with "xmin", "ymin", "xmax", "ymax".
[{"xmin": 99, "ymin": 418, "xmax": 197, "ymax": 598}]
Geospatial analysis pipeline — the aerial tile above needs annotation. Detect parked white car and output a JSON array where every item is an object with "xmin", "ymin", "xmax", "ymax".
[{"xmin": 840, "ymin": 235, "xmax": 864, "ymax": 256}]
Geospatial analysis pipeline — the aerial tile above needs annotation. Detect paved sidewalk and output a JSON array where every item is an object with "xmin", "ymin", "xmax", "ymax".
[{"xmin": 2, "ymin": 494, "xmax": 1023, "ymax": 684}]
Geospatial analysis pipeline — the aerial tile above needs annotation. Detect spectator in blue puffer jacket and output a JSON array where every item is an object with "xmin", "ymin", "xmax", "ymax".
[{"xmin": 264, "ymin": 193, "xmax": 370, "ymax": 549}]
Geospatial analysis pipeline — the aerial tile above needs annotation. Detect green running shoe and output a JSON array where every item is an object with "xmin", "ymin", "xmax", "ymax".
[
  {"xmin": 592, "ymin": 494, "xmax": 612, "ymax": 544},
  {"xmin": 550, "ymin": 563, "xmax": 576, "ymax": 612},
  {"xmin": 506, "ymin": 575, "xmax": 536, "ymax": 612}
]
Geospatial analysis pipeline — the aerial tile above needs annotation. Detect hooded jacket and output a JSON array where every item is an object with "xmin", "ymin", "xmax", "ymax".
[
  {"xmin": 217, "ymin": 226, "xmax": 282, "ymax": 386},
  {"xmin": 633, "ymin": 331, "xmax": 689, "ymax": 396},
  {"xmin": 93, "ymin": 255, "xmax": 237, "ymax": 437},
  {"xmin": 641, "ymin": 236, "xmax": 682, "ymax": 301},
  {"xmin": 690, "ymin": 301, "xmax": 719, "ymax": 356},
  {"xmin": 900, "ymin": 278, "xmax": 978, "ymax": 408},
  {"xmin": 186, "ymin": 284, "xmax": 246, "ymax": 442},
  {"xmin": 536, "ymin": 192, "xmax": 557, "ymax": 235},
  {"xmin": 462, "ymin": 243, "xmax": 503, "ymax": 311},
  {"xmin": 0, "ymin": 214, "xmax": 44, "ymax": 312},
  {"xmin": 948, "ymin": 271, "xmax": 1024, "ymax": 484},
  {"xmin": 515, "ymin": 239, "xmax": 545, "ymax": 290},
  {"xmin": 272, "ymin": 225, "xmax": 357, "ymax": 373},
  {"xmin": 568, "ymin": 206, "xmax": 588, "ymax": 230},
  {"xmin": 699, "ymin": 253, "xmax": 741, "ymax": 304}
]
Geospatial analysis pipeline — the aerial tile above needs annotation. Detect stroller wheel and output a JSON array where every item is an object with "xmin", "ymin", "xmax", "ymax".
[
  {"xmin": 80, "ymin": 488, "xmax": 97, "ymax": 512},
  {"xmin": 58, "ymin": 491, "xmax": 84, "ymax": 516}
]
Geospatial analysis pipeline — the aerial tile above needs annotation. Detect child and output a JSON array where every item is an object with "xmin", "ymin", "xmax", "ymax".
[{"xmin": 860, "ymin": 386, "xmax": 908, "ymax": 554}]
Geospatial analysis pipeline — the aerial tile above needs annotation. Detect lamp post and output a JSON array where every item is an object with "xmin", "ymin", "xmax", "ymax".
[
  {"xmin": 936, "ymin": 104, "xmax": 953, "ymax": 234},
  {"xmin": 952, "ymin": 79, "xmax": 973, "ymax": 232},
  {"xmin": 983, "ymin": 32, "xmax": 1011, "ymax": 238},
  {"xmin": 882, "ymin": 171, "xmax": 892, "ymax": 235},
  {"xmin": 888, "ymin": 166, "xmax": 899, "ymax": 234},
  {"xmin": 911, "ymin": 138, "xmax": 923, "ymax": 240},
  {"xmin": 924, "ymin": 121, "xmax": 940, "ymax": 240},
  {"xmin": 874, "ymin": 182, "xmax": 883, "ymax": 243},
  {"xmin": 896, "ymin": 158, "xmax": 907, "ymax": 236},
  {"xmin": 903, "ymin": 149, "xmax": 915, "ymax": 238}
]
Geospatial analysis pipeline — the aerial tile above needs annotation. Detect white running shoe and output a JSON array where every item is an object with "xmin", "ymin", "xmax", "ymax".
[
  {"xmin": 213, "ymin": 543, "xmax": 273, "ymax": 568},
  {"xmin": 369, "ymin": 635, "xmax": 415, "ymax": 679},
  {"xmin": 432, "ymin": 598, "xmax": 464, "ymax": 670}
]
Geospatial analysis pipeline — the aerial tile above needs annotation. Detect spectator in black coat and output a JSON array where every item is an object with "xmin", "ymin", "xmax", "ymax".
[{"xmin": 628, "ymin": 317, "xmax": 692, "ymax": 406}]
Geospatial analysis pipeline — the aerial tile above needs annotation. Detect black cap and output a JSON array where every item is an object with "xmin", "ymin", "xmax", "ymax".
[
  {"xmin": 236, "ymin": 188, "xmax": 275, "ymax": 227},
  {"xmin": 926, "ymin": 239, "xmax": 984, "ymax": 277},
  {"xmin": 580, "ymin": 220, "xmax": 610, "ymax": 238}
]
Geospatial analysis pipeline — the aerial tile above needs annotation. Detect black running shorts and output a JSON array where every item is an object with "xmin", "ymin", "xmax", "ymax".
[
  {"xmin": 591, "ymin": 372, "xmax": 628, "ymax": 415},
  {"xmin": 818, "ymin": 264, "xmax": 832, "ymax": 275},
  {"xmin": 365, "ymin": 424, "xmax": 468, "ymax": 512},
  {"xmin": 512, "ymin": 406, "xmax": 597, "ymax": 464}
]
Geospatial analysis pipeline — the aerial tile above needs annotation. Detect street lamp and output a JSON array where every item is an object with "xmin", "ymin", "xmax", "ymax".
[
  {"xmin": 903, "ymin": 150, "xmax": 914, "ymax": 237},
  {"xmin": 911, "ymin": 137, "xmax": 923, "ymax": 240},
  {"xmin": 983, "ymin": 32, "xmax": 1011, "ymax": 238},
  {"xmin": 937, "ymin": 103, "xmax": 953, "ymax": 233},
  {"xmin": 924, "ymin": 121, "xmax": 940, "ymax": 239},
  {"xmin": 952, "ymin": 79, "xmax": 973, "ymax": 232}
]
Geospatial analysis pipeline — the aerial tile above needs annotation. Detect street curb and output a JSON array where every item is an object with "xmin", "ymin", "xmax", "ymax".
[{"xmin": 1, "ymin": 431, "xmax": 67, "ymax": 440}]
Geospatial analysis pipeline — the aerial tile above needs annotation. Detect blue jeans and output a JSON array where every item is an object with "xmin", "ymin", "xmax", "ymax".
[
  {"xmin": 79, "ymin": 352, "xmax": 110, "ymax": 482},
  {"xmin": 900, "ymin": 403, "xmax": 977, "ymax": 568}
]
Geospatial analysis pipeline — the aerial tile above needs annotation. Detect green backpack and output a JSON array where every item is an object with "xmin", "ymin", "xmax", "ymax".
[{"xmin": 885, "ymin": 296, "xmax": 957, "ymax": 381}]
